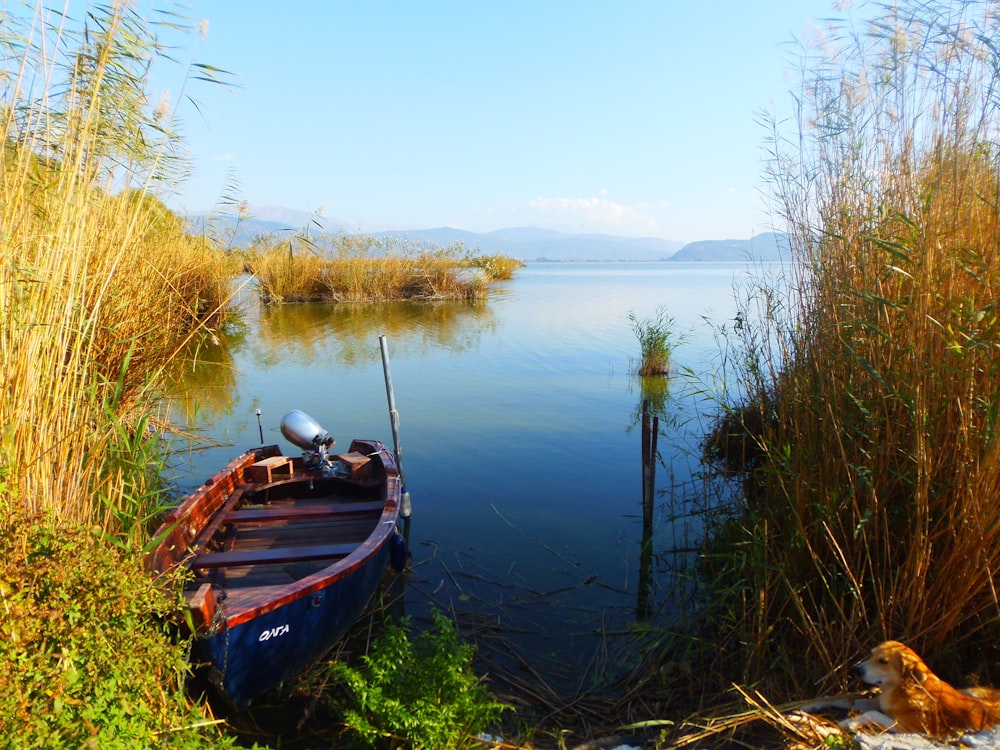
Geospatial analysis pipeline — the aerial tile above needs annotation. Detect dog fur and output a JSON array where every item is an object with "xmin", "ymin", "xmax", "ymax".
[{"xmin": 844, "ymin": 640, "xmax": 1000, "ymax": 737}]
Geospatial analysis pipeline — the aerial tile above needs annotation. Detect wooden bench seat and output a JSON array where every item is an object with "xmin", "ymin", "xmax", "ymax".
[
  {"xmin": 245, "ymin": 455, "xmax": 293, "ymax": 483},
  {"xmin": 226, "ymin": 500, "xmax": 384, "ymax": 524},
  {"xmin": 193, "ymin": 542, "xmax": 360, "ymax": 569}
]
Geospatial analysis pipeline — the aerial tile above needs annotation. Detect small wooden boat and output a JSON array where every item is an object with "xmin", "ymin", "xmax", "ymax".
[{"xmin": 148, "ymin": 410, "xmax": 405, "ymax": 707}]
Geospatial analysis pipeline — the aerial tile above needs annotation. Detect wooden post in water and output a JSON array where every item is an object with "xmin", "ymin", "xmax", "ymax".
[
  {"xmin": 641, "ymin": 400, "xmax": 658, "ymax": 526},
  {"xmin": 638, "ymin": 399, "xmax": 657, "ymax": 619},
  {"xmin": 379, "ymin": 335, "xmax": 411, "ymax": 518},
  {"xmin": 641, "ymin": 399, "xmax": 650, "ymax": 505},
  {"xmin": 649, "ymin": 414, "xmax": 658, "ymax": 515}
]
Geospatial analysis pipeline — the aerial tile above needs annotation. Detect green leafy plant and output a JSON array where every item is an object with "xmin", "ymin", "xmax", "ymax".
[
  {"xmin": 330, "ymin": 609, "xmax": 508, "ymax": 749},
  {"xmin": 0, "ymin": 506, "xmax": 236, "ymax": 749}
]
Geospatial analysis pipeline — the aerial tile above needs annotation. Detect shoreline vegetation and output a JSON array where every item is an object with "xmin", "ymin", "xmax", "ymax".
[
  {"xmin": 681, "ymin": 2, "xmax": 1000, "ymax": 746},
  {"xmin": 5, "ymin": 0, "xmax": 1000, "ymax": 748},
  {"xmin": 1, "ymin": 4, "xmax": 243, "ymax": 746},
  {"xmin": 243, "ymin": 233, "xmax": 523, "ymax": 303}
]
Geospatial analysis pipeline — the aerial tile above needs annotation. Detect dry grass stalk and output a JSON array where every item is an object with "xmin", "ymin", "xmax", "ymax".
[
  {"xmin": 705, "ymin": 0, "xmax": 1000, "ymax": 697},
  {"xmin": 0, "ymin": 5, "xmax": 232, "ymax": 534}
]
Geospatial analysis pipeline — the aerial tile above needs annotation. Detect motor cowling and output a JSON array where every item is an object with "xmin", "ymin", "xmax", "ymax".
[{"xmin": 280, "ymin": 410, "xmax": 334, "ymax": 450}]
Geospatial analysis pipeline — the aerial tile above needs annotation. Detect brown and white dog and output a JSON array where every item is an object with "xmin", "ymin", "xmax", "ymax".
[{"xmin": 844, "ymin": 640, "xmax": 1000, "ymax": 737}]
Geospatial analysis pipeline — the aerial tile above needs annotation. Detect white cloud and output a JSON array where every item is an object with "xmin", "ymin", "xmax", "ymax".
[
  {"xmin": 212, "ymin": 153, "xmax": 236, "ymax": 162},
  {"xmin": 636, "ymin": 200, "xmax": 671, "ymax": 211},
  {"xmin": 527, "ymin": 195, "xmax": 663, "ymax": 233}
]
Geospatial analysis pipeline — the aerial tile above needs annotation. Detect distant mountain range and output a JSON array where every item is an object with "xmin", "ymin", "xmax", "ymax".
[
  {"xmin": 373, "ymin": 226, "xmax": 686, "ymax": 262},
  {"xmin": 186, "ymin": 206, "xmax": 356, "ymax": 249},
  {"xmin": 670, "ymin": 233, "xmax": 791, "ymax": 262},
  {"xmin": 185, "ymin": 206, "xmax": 790, "ymax": 263}
]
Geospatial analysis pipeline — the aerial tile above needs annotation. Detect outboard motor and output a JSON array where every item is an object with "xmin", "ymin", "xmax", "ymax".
[{"xmin": 280, "ymin": 410, "xmax": 335, "ymax": 469}]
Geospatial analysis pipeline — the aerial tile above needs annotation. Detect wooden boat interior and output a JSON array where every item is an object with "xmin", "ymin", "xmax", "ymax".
[
  {"xmin": 179, "ymin": 452, "xmax": 390, "ymax": 618},
  {"xmin": 190, "ymin": 477, "xmax": 385, "ymax": 597}
]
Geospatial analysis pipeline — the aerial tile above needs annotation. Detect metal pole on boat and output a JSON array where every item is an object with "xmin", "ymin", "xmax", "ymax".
[
  {"xmin": 256, "ymin": 409, "xmax": 264, "ymax": 445},
  {"xmin": 379, "ymin": 335, "xmax": 411, "ymax": 518}
]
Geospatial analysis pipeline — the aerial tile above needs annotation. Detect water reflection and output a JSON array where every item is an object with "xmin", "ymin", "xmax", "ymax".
[
  {"xmin": 638, "ymin": 514, "xmax": 655, "ymax": 620},
  {"xmin": 165, "ymin": 262, "xmax": 751, "ymax": 699},
  {"xmin": 166, "ymin": 332, "xmax": 244, "ymax": 427},
  {"xmin": 636, "ymin": 392, "xmax": 662, "ymax": 621},
  {"xmin": 255, "ymin": 300, "xmax": 496, "ymax": 369},
  {"xmin": 630, "ymin": 373, "xmax": 671, "ymax": 428},
  {"xmin": 166, "ymin": 298, "xmax": 497, "ymax": 432}
]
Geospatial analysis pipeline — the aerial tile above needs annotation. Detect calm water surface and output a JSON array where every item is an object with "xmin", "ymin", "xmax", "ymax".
[{"xmin": 168, "ymin": 261, "xmax": 762, "ymax": 689}]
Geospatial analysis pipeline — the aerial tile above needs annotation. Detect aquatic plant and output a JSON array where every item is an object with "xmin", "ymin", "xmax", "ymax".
[
  {"xmin": 0, "ymin": 3, "xmax": 235, "ymax": 742},
  {"xmin": 629, "ymin": 307, "xmax": 676, "ymax": 376},
  {"xmin": 703, "ymin": 0, "xmax": 1000, "ymax": 699},
  {"xmin": 466, "ymin": 252, "xmax": 525, "ymax": 281}
]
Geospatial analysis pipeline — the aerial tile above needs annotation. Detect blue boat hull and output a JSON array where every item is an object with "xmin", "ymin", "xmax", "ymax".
[{"xmin": 199, "ymin": 540, "xmax": 391, "ymax": 707}]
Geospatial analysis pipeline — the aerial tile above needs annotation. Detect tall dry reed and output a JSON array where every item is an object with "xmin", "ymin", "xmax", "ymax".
[
  {"xmin": 0, "ymin": 4, "xmax": 231, "ymax": 535},
  {"xmin": 706, "ymin": 0, "xmax": 1000, "ymax": 694}
]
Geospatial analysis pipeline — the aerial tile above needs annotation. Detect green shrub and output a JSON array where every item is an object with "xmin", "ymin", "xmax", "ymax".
[
  {"xmin": 0, "ymin": 505, "xmax": 236, "ymax": 750},
  {"xmin": 330, "ymin": 609, "xmax": 508, "ymax": 749}
]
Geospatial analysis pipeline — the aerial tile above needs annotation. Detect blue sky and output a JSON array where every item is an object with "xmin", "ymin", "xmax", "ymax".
[{"xmin": 146, "ymin": 1, "xmax": 857, "ymax": 241}]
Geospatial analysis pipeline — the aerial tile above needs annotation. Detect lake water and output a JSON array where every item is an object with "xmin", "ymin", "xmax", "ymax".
[{"xmin": 167, "ymin": 261, "xmax": 765, "ymax": 694}]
